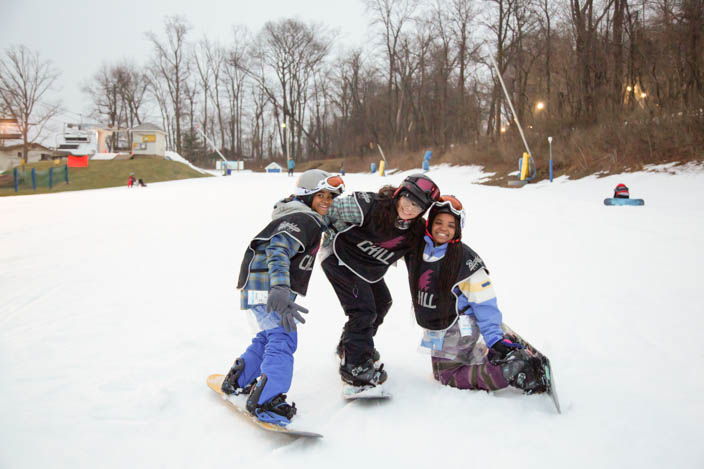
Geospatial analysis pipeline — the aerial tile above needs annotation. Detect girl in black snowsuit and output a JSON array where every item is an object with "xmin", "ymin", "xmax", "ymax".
[{"xmin": 322, "ymin": 174, "xmax": 441, "ymax": 386}]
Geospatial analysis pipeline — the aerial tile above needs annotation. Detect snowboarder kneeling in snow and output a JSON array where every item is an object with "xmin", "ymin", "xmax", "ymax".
[
  {"xmin": 405, "ymin": 195, "xmax": 547, "ymax": 394},
  {"xmin": 221, "ymin": 169, "xmax": 345, "ymax": 426}
]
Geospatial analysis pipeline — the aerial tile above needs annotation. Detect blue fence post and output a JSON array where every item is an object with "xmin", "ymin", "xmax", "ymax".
[
  {"xmin": 32, "ymin": 168, "xmax": 36, "ymax": 190},
  {"xmin": 14, "ymin": 167, "xmax": 18, "ymax": 192},
  {"xmin": 49, "ymin": 167, "xmax": 54, "ymax": 189}
]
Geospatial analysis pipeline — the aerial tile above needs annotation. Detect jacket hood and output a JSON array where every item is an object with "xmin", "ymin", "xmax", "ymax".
[{"xmin": 271, "ymin": 197, "xmax": 327, "ymax": 225}]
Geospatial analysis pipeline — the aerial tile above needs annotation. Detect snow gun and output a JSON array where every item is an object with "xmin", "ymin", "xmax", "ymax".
[
  {"xmin": 489, "ymin": 55, "xmax": 536, "ymax": 187},
  {"xmin": 376, "ymin": 143, "xmax": 387, "ymax": 176}
]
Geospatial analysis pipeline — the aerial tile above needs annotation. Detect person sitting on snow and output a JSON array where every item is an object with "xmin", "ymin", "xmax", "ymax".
[
  {"xmin": 613, "ymin": 183, "xmax": 630, "ymax": 199},
  {"xmin": 220, "ymin": 169, "xmax": 345, "ymax": 426},
  {"xmin": 404, "ymin": 195, "xmax": 548, "ymax": 394}
]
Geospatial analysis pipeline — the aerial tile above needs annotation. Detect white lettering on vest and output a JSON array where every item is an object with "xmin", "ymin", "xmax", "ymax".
[
  {"xmin": 298, "ymin": 254, "xmax": 315, "ymax": 272},
  {"xmin": 356, "ymin": 240, "xmax": 395, "ymax": 265},
  {"xmin": 418, "ymin": 291, "xmax": 437, "ymax": 309}
]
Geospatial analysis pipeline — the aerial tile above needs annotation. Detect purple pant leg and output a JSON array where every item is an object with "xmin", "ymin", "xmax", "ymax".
[{"xmin": 431, "ymin": 356, "xmax": 509, "ymax": 391}]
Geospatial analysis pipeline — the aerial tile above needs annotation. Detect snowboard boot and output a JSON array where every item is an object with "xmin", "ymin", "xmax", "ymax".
[
  {"xmin": 221, "ymin": 358, "xmax": 253, "ymax": 395},
  {"xmin": 339, "ymin": 357, "xmax": 388, "ymax": 387},
  {"xmin": 497, "ymin": 350, "xmax": 548, "ymax": 394},
  {"xmin": 513, "ymin": 357, "xmax": 548, "ymax": 394},
  {"xmin": 246, "ymin": 374, "xmax": 297, "ymax": 426}
]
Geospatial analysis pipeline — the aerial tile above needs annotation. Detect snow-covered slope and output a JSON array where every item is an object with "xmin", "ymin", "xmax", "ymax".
[{"xmin": 1, "ymin": 165, "xmax": 702, "ymax": 468}]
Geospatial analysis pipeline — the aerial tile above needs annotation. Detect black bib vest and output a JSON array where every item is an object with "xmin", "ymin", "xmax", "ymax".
[
  {"xmin": 409, "ymin": 243, "xmax": 486, "ymax": 330},
  {"xmin": 333, "ymin": 192, "xmax": 415, "ymax": 283},
  {"xmin": 237, "ymin": 211, "xmax": 324, "ymax": 296}
]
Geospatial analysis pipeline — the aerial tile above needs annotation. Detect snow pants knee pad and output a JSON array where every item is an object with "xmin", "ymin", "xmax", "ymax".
[{"xmin": 432, "ymin": 356, "xmax": 509, "ymax": 391}]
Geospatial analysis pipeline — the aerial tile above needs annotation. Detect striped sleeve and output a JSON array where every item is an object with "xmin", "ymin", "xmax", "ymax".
[
  {"xmin": 328, "ymin": 194, "xmax": 363, "ymax": 230},
  {"xmin": 323, "ymin": 194, "xmax": 364, "ymax": 246},
  {"xmin": 455, "ymin": 268, "xmax": 503, "ymax": 347}
]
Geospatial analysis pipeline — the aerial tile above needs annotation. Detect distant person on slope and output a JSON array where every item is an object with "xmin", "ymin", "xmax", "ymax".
[
  {"xmin": 220, "ymin": 169, "xmax": 345, "ymax": 426},
  {"xmin": 613, "ymin": 183, "xmax": 629, "ymax": 199},
  {"xmin": 404, "ymin": 195, "xmax": 547, "ymax": 394},
  {"xmin": 127, "ymin": 173, "xmax": 136, "ymax": 188},
  {"xmin": 321, "ymin": 174, "xmax": 440, "ymax": 387},
  {"xmin": 287, "ymin": 159, "xmax": 295, "ymax": 177}
]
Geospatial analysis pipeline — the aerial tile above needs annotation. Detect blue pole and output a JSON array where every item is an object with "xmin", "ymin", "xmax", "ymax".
[
  {"xmin": 65, "ymin": 164, "xmax": 69, "ymax": 184},
  {"xmin": 32, "ymin": 168, "xmax": 36, "ymax": 190},
  {"xmin": 548, "ymin": 137, "xmax": 553, "ymax": 183},
  {"xmin": 13, "ymin": 167, "xmax": 18, "ymax": 192},
  {"xmin": 49, "ymin": 167, "xmax": 54, "ymax": 189}
]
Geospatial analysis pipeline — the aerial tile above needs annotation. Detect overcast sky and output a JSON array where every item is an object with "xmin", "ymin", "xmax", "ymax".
[{"xmin": 1, "ymin": 0, "xmax": 372, "ymax": 137}]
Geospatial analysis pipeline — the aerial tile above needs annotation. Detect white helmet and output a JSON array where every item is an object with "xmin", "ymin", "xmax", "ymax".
[{"xmin": 294, "ymin": 169, "xmax": 345, "ymax": 199}]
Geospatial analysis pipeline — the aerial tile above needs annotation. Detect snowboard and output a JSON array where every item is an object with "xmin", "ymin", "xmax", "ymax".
[
  {"xmin": 342, "ymin": 382, "xmax": 391, "ymax": 400},
  {"xmin": 604, "ymin": 197, "xmax": 644, "ymax": 206},
  {"xmin": 500, "ymin": 324, "xmax": 562, "ymax": 414},
  {"xmin": 206, "ymin": 374, "xmax": 323, "ymax": 438}
]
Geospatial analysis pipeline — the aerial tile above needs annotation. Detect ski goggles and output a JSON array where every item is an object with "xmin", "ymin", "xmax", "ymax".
[
  {"xmin": 295, "ymin": 175, "xmax": 346, "ymax": 196},
  {"xmin": 408, "ymin": 175, "xmax": 441, "ymax": 202},
  {"xmin": 432, "ymin": 195, "xmax": 465, "ymax": 228}
]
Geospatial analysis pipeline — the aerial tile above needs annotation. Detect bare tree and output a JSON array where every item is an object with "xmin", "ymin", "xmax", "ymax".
[
  {"xmin": 0, "ymin": 45, "xmax": 60, "ymax": 162},
  {"xmin": 223, "ymin": 26, "xmax": 251, "ymax": 156},
  {"xmin": 484, "ymin": 0, "xmax": 517, "ymax": 137},
  {"xmin": 365, "ymin": 0, "xmax": 419, "ymax": 145},
  {"xmin": 535, "ymin": 0, "xmax": 556, "ymax": 114},
  {"xmin": 251, "ymin": 18, "xmax": 332, "ymax": 160},
  {"xmin": 193, "ymin": 37, "xmax": 213, "ymax": 148},
  {"xmin": 449, "ymin": 0, "xmax": 481, "ymax": 140},
  {"xmin": 145, "ymin": 66, "xmax": 175, "ymax": 150},
  {"xmin": 569, "ymin": 0, "xmax": 615, "ymax": 121},
  {"xmin": 117, "ymin": 61, "xmax": 148, "ymax": 128},
  {"xmin": 145, "ymin": 16, "xmax": 192, "ymax": 154},
  {"xmin": 83, "ymin": 63, "xmax": 122, "ymax": 137}
]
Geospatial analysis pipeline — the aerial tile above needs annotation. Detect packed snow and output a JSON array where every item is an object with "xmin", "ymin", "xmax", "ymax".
[{"xmin": 1, "ymin": 163, "xmax": 703, "ymax": 468}]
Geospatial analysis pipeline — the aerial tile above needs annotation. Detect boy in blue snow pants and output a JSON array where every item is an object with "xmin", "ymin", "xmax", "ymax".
[
  {"xmin": 220, "ymin": 169, "xmax": 345, "ymax": 425},
  {"xmin": 237, "ymin": 306, "xmax": 297, "ymax": 406}
]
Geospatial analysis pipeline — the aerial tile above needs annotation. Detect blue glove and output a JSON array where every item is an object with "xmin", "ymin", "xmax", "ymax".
[
  {"xmin": 266, "ymin": 285, "xmax": 309, "ymax": 333},
  {"xmin": 488, "ymin": 337, "xmax": 525, "ymax": 365}
]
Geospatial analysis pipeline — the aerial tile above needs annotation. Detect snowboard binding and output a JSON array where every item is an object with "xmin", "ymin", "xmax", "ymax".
[
  {"xmin": 246, "ymin": 374, "xmax": 297, "ymax": 426},
  {"xmin": 339, "ymin": 357, "xmax": 388, "ymax": 387},
  {"xmin": 493, "ymin": 348, "xmax": 548, "ymax": 394},
  {"xmin": 221, "ymin": 358, "xmax": 254, "ymax": 395}
]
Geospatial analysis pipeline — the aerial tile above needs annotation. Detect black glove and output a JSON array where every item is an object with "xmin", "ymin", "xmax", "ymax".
[
  {"xmin": 267, "ymin": 285, "xmax": 309, "ymax": 333},
  {"xmin": 488, "ymin": 337, "xmax": 525, "ymax": 365}
]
